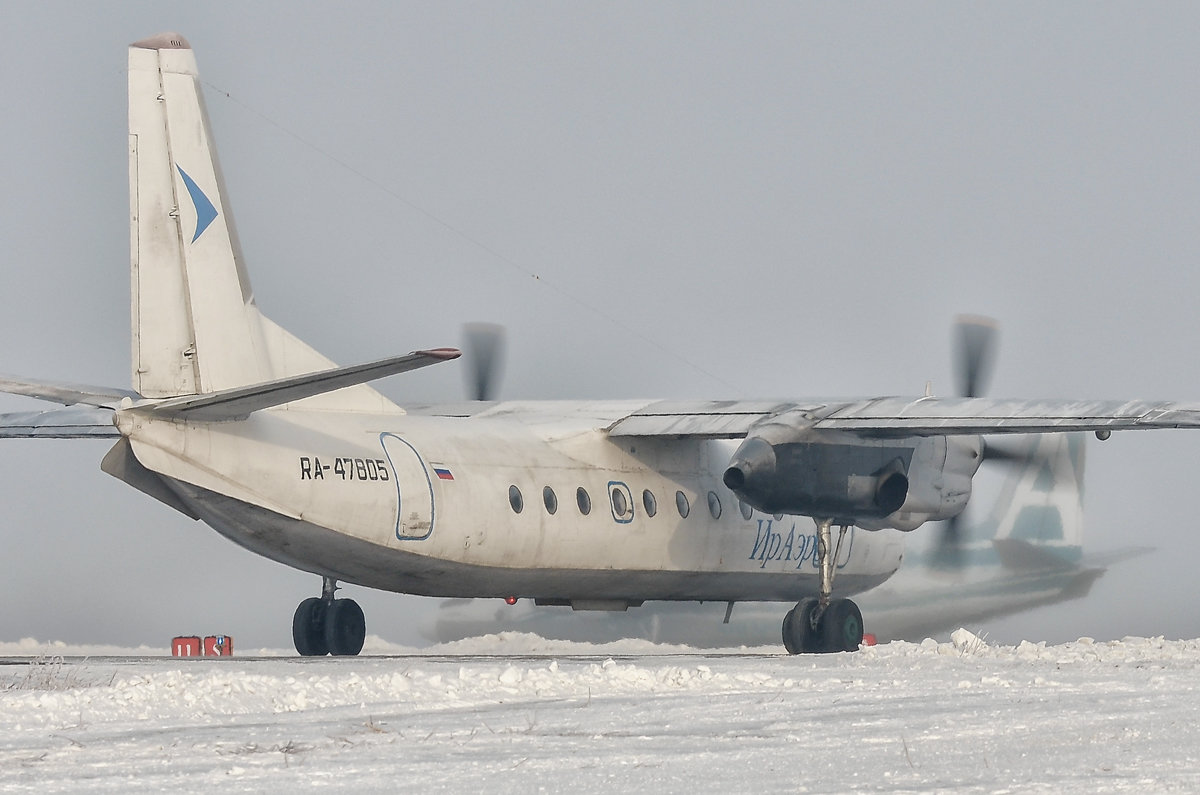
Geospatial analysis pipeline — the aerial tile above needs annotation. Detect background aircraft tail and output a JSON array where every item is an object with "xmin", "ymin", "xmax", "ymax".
[
  {"xmin": 127, "ymin": 34, "xmax": 398, "ymax": 412},
  {"xmin": 978, "ymin": 433, "xmax": 1085, "ymax": 567}
]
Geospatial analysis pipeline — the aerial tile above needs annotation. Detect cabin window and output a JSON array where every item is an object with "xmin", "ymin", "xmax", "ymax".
[
  {"xmin": 543, "ymin": 486, "xmax": 558, "ymax": 515},
  {"xmin": 577, "ymin": 487, "xmax": 592, "ymax": 515},
  {"xmin": 642, "ymin": 489, "xmax": 657, "ymax": 518},
  {"xmin": 508, "ymin": 485, "xmax": 524, "ymax": 514},
  {"xmin": 611, "ymin": 487, "xmax": 628, "ymax": 517},
  {"xmin": 739, "ymin": 500, "xmax": 753, "ymax": 520},
  {"xmin": 675, "ymin": 490, "xmax": 690, "ymax": 518},
  {"xmin": 707, "ymin": 491, "xmax": 722, "ymax": 519}
]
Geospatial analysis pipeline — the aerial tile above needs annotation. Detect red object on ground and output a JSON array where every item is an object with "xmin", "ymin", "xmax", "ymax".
[
  {"xmin": 861, "ymin": 633, "xmax": 878, "ymax": 647},
  {"xmin": 203, "ymin": 635, "xmax": 233, "ymax": 656},
  {"xmin": 172, "ymin": 636, "xmax": 202, "ymax": 657}
]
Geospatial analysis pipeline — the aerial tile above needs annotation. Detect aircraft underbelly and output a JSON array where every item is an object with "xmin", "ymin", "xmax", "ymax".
[{"xmin": 165, "ymin": 476, "xmax": 893, "ymax": 601}]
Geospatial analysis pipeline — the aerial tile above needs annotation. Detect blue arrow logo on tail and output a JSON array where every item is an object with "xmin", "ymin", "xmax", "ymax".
[{"xmin": 176, "ymin": 166, "xmax": 218, "ymax": 243}]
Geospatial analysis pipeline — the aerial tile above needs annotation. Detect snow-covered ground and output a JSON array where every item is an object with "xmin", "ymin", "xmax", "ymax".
[{"xmin": 2, "ymin": 631, "xmax": 1199, "ymax": 793}]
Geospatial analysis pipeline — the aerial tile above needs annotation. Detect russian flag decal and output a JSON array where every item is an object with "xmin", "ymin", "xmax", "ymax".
[{"xmin": 434, "ymin": 467, "xmax": 455, "ymax": 481}]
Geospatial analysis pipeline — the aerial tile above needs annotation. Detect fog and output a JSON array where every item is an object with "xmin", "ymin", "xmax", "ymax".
[{"xmin": 1, "ymin": 2, "xmax": 1199, "ymax": 649}]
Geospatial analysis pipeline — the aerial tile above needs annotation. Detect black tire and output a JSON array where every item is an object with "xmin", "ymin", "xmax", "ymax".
[
  {"xmin": 293, "ymin": 597, "xmax": 329, "ymax": 656},
  {"xmin": 782, "ymin": 598, "xmax": 820, "ymax": 654},
  {"xmin": 324, "ymin": 598, "xmax": 366, "ymax": 656},
  {"xmin": 819, "ymin": 599, "xmax": 864, "ymax": 653},
  {"xmin": 782, "ymin": 608, "xmax": 799, "ymax": 654}
]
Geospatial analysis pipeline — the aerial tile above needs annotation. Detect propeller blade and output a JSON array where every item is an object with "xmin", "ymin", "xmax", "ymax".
[
  {"xmin": 463, "ymin": 323, "xmax": 505, "ymax": 401},
  {"xmin": 936, "ymin": 438, "xmax": 1043, "ymax": 569},
  {"xmin": 982, "ymin": 438, "xmax": 1037, "ymax": 464},
  {"xmin": 933, "ymin": 513, "xmax": 965, "ymax": 570},
  {"xmin": 953, "ymin": 315, "xmax": 999, "ymax": 398},
  {"xmin": 935, "ymin": 316, "xmax": 1013, "ymax": 569}
]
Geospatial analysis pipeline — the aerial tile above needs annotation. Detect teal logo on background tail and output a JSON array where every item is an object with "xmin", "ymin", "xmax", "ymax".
[{"xmin": 176, "ymin": 166, "xmax": 218, "ymax": 242}]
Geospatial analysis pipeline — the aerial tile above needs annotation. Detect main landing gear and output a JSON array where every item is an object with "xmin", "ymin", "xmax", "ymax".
[
  {"xmin": 782, "ymin": 519, "xmax": 864, "ymax": 654},
  {"xmin": 293, "ymin": 576, "xmax": 367, "ymax": 656}
]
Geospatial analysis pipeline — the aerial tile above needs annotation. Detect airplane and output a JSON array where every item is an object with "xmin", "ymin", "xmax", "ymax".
[
  {"xmin": 422, "ymin": 432, "xmax": 1149, "ymax": 647},
  {"xmin": 2, "ymin": 32, "xmax": 1198, "ymax": 657}
]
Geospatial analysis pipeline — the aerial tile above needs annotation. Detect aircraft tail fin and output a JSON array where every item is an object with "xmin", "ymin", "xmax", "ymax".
[
  {"xmin": 127, "ymin": 34, "xmax": 400, "ymax": 413},
  {"xmin": 982, "ymin": 433, "xmax": 1086, "ymax": 567},
  {"xmin": 128, "ymin": 33, "xmax": 260, "ymax": 398}
]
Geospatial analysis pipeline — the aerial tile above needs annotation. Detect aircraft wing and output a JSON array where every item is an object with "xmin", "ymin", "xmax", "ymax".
[
  {"xmin": 606, "ymin": 397, "xmax": 1200, "ymax": 438},
  {"xmin": 0, "ymin": 406, "xmax": 119, "ymax": 438}
]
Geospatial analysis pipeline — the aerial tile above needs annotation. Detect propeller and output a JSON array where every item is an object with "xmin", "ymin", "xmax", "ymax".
[
  {"xmin": 953, "ymin": 314, "xmax": 998, "ymax": 398},
  {"xmin": 462, "ymin": 323, "xmax": 506, "ymax": 401},
  {"xmin": 934, "ymin": 434, "xmax": 1042, "ymax": 569},
  {"xmin": 936, "ymin": 315, "xmax": 1005, "ymax": 569}
]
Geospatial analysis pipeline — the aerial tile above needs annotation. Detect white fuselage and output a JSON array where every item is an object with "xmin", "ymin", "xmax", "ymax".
[{"xmin": 116, "ymin": 400, "xmax": 906, "ymax": 606}]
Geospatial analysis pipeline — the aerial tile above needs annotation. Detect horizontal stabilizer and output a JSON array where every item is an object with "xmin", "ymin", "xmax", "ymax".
[
  {"xmin": 0, "ymin": 406, "xmax": 119, "ymax": 438},
  {"xmin": 0, "ymin": 376, "xmax": 139, "ymax": 407},
  {"xmin": 1080, "ymin": 544, "xmax": 1155, "ymax": 569},
  {"xmin": 146, "ymin": 348, "xmax": 460, "ymax": 420}
]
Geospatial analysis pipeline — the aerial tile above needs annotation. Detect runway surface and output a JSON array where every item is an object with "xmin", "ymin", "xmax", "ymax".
[{"xmin": 2, "ymin": 631, "xmax": 1199, "ymax": 792}]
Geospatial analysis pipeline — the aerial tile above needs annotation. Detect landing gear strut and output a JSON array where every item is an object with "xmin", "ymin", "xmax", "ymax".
[
  {"xmin": 292, "ymin": 576, "xmax": 366, "ymax": 657},
  {"xmin": 781, "ymin": 519, "xmax": 864, "ymax": 654}
]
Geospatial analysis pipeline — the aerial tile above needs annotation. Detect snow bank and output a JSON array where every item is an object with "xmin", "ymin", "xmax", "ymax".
[
  {"xmin": 0, "ymin": 637, "xmax": 167, "ymax": 657},
  {"xmin": 0, "ymin": 631, "xmax": 776, "ymax": 659},
  {"xmin": 3, "ymin": 632, "xmax": 1200, "ymax": 792}
]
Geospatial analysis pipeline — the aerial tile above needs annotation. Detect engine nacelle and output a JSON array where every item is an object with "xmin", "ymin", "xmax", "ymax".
[
  {"xmin": 723, "ymin": 416, "xmax": 983, "ymax": 531},
  {"xmin": 723, "ymin": 431, "xmax": 911, "ymax": 521}
]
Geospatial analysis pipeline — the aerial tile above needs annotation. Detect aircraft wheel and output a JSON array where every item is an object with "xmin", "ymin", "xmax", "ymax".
[
  {"xmin": 293, "ymin": 597, "xmax": 329, "ymax": 656},
  {"xmin": 819, "ymin": 598, "xmax": 864, "ymax": 653},
  {"xmin": 324, "ymin": 598, "xmax": 366, "ymax": 656},
  {"xmin": 782, "ymin": 608, "xmax": 799, "ymax": 654},
  {"xmin": 782, "ymin": 597, "xmax": 820, "ymax": 654}
]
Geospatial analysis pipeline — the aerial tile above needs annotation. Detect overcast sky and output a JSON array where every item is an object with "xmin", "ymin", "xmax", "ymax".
[{"xmin": 3, "ymin": 2, "xmax": 1200, "ymax": 649}]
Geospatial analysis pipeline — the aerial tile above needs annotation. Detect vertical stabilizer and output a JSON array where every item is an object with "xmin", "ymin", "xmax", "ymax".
[
  {"xmin": 986, "ymin": 433, "xmax": 1086, "ymax": 562},
  {"xmin": 127, "ymin": 34, "xmax": 401, "ymax": 413},
  {"xmin": 129, "ymin": 33, "xmax": 266, "ymax": 397}
]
